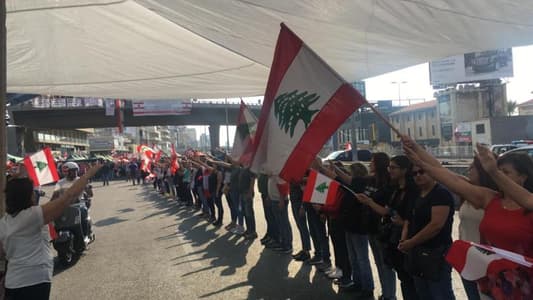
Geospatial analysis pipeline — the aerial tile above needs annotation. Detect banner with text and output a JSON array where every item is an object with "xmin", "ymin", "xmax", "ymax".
[{"xmin": 132, "ymin": 100, "xmax": 192, "ymax": 116}]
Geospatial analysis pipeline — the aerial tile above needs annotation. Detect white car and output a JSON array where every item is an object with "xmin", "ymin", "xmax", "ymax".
[{"xmin": 500, "ymin": 145, "xmax": 533, "ymax": 158}]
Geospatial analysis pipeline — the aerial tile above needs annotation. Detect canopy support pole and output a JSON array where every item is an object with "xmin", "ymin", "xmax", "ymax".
[{"xmin": 0, "ymin": 0, "xmax": 6, "ymax": 216}]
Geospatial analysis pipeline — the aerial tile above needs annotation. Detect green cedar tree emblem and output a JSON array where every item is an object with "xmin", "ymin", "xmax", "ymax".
[
  {"xmin": 315, "ymin": 182, "xmax": 328, "ymax": 193},
  {"xmin": 274, "ymin": 90, "xmax": 320, "ymax": 138},
  {"xmin": 35, "ymin": 161, "xmax": 48, "ymax": 172}
]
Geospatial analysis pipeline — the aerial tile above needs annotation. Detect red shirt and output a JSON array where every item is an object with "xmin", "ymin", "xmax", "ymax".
[{"xmin": 478, "ymin": 197, "xmax": 533, "ymax": 300}]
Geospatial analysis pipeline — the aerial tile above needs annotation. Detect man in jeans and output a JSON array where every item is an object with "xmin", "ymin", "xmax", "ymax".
[
  {"xmin": 258, "ymin": 173, "xmax": 277, "ymax": 246},
  {"xmin": 268, "ymin": 176, "xmax": 292, "ymax": 253},
  {"xmin": 290, "ymin": 181, "xmax": 311, "ymax": 261},
  {"xmin": 239, "ymin": 167, "xmax": 257, "ymax": 240},
  {"xmin": 305, "ymin": 202, "xmax": 331, "ymax": 272}
]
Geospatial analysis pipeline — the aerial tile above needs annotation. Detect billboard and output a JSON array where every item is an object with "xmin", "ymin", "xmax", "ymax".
[
  {"xmin": 429, "ymin": 48, "xmax": 513, "ymax": 85},
  {"xmin": 132, "ymin": 100, "xmax": 192, "ymax": 116}
]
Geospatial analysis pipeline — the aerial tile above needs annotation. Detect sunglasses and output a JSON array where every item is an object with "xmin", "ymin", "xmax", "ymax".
[{"xmin": 412, "ymin": 170, "xmax": 425, "ymax": 176}]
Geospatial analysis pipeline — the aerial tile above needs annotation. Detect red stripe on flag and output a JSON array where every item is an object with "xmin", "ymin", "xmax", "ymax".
[
  {"xmin": 250, "ymin": 24, "xmax": 303, "ymax": 164},
  {"xmin": 44, "ymin": 148, "xmax": 59, "ymax": 182},
  {"xmin": 24, "ymin": 156, "xmax": 40, "ymax": 187},
  {"xmin": 325, "ymin": 180, "xmax": 340, "ymax": 206},
  {"xmin": 445, "ymin": 240, "xmax": 471, "ymax": 274},
  {"xmin": 302, "ymin": 169, "xmax": 318, "ymax": 203},
  {"xmin": 279, "ymin": 83, "xmax": 366, "ymax": 182}
]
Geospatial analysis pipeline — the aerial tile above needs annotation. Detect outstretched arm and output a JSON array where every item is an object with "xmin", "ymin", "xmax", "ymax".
[
  {"xmin": 42, "ymin": 163, "xmax": 102, "ymax": 224},
  {"xmin": 403, "ymin": 139, "xmax": 495, "ymax": 209},
  {"xmin": 476, "ymin": 143, "xmax": 533, "ymax": 210}
]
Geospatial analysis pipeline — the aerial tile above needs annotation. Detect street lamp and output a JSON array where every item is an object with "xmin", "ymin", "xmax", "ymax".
[{"xmin": 391, "ymin": 81, "xmax": 408, "ymax": 106}]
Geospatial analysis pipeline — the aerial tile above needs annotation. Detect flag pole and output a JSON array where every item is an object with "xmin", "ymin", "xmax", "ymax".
[{"xmin": 365, "ymin": 103, "xmax": 402, "ymax": 137}]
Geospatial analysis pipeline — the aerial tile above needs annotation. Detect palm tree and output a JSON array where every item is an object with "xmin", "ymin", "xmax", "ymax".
[{"xmin": 507, "ymin": 100, "xmax": 517, "ymax": 116}]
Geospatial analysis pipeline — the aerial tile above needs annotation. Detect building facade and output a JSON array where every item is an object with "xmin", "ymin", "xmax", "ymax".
[
  {"xmin": 518, "ymin": 99, "xmax": 533, "ymax": 116},
  {"xmin": 389, "ymin": 101, "xmax": 441, "ymax": 146}
]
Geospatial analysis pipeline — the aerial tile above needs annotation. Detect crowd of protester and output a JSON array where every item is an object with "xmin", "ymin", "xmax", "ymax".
[
  {"xmin": 131, "ymin": 136, "xmax": 532, "ymax": 300},
  {"xmin": 2, "ymin": 133, "xmax": 532, "ymax": 300}
]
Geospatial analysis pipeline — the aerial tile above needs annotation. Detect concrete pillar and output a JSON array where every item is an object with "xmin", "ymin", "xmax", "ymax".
[
  {"xmin": 23, "ymin": 128, "xmax": 37, "ymax": 154},
  {"xmin": 208, "ymin": 124, "xmax": 220, "ymax": 151}
]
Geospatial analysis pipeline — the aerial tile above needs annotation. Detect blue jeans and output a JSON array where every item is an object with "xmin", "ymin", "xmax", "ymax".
[
  {"xmin": 413, "ymin": 264, "xmax": 455, "ymax": 300},
  {"xmin": 262, "ymin": 194, "xmax": 278, "ymax": 239},
  {"xmin": 345, "ymin": 232, "xmax": 374, "ymax": 291},
  {"xmin": 461, "ymin": 278, "xmax": 481, "ymax": 300},
  {"xmin": 369, "ymin": 234, "xmax": 397, "ymax": 299},
  {"xmin": 271, "ymin": 200, "xmax": 293, "ymax": 249},
  {"xmin": 242, "ymin": 193, "xmax": 256, "ymax": 233},
  {"xmin": 290, "ymin": 199, "xmax": 311, "ymax": 251},
  {"xmin": 230, "ymin": 189, "xmax": 244, "ymax": 226},
  {"xmin": 305, "ymin": 204, "xmax": 330, "ymax": 262}
]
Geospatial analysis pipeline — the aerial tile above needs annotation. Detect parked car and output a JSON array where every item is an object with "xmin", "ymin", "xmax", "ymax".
[
  {"xmin": 323, "ymin": 149, "xmax": 372, "ymax": 162},
  {"xmin": 472, "ymin": 50, "xmax": 509, "ymax": 73},
  {"xmin": 490, "ymin": 144, "xmax": 518, "ymax": 156},
  {"xmin": 500, "ymin": 145, "xmax": 533, "ymax": 158}
]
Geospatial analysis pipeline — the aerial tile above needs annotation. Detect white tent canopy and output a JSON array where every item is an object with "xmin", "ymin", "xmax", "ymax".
[{"xmin": 7, "ymin": 0, "xmax": 533, "ymax": 99}]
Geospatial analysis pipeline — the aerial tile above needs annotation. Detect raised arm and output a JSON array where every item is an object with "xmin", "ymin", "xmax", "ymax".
[
  {"xmin": 403, "ymin": 142, "xmax": 495, "ymax": 209},
  {"xmin": 42, "ymin": 163, "xmax": 102, "ymax": 224},
  {"xmin": 476, "ymin": 143, "xmax": 533, "ymax": 210}
]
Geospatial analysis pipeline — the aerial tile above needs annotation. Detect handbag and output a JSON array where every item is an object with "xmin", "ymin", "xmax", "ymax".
[{"xmin": 405, "ymin": 245, "xmax": 449, "ymax": 281}]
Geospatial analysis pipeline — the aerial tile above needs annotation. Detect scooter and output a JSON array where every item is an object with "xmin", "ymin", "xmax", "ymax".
[{"xmin": 52, "ymin": 198, "xmax": 95, "ymax": 266}]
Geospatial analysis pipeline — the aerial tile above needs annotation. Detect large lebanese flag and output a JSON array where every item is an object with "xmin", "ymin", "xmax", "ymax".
[
  {"xmin": 250, "ymin": 24, "xmax": 366, "ymax": 182},
  {"xmin": 445, "ymin": 240, "xmax": 533, "ymax": 281},
  {"xmin": 24, "ymin": 148, "xmax": 59, "ymax": 187},
  {"xmin": 302, "ymin": 169, "xmax": 341, "ymax": 206},
  {"xmin": 230, "ymin": 100, "xmax": 258, "ymax": 166}
]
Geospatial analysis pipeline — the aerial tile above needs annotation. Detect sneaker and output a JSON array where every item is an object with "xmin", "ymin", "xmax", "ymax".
[
  {"xmin": 291, "ymin": 250, "xmax": 304, "ymax": 258},
  {"xmin": 244, "ymin": 232, "xmax": 258, "ymax": 240},
  {"xmin": 293, "ymin": 251, "xmax": 311, "ymax": 262},
  {"xmin": 233, "ymin": 225, "xmax": 246, "ymax": 235},
  {"xmin": 307, "ymin": 256, "xmax": 323, "ymax": 265},
  {"xmin": 338, "ymin": 279, "xmax": 355, "ymax": 289},
  {"xmin": 260, "ymin": 236, "xmax": 271, "ymax": 244},
  {"xmin": 225, "ymin": 223, "xmax": 236, "ymax": 231},
  {"xmin": 326, "ymin": 267, "xmax": 343, "ymax": 279},
  {"xmin": 317, "ymin": 261, "xmax": 332, "ymax": 273}
]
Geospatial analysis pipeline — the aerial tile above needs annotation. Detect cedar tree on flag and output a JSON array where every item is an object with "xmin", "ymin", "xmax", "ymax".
[
  {"xmin": 302, "ymin": 169, "xmax": 341, "ymax": 206},
  {"xmin": 445, "ymin": 240, "xmax": 533, "ymax": 281},
  {"xmin": 250, "ymin": 24, "xmax": 367, "ymax": 182},
  {"xmin": 231, "ymin": 100, "xmax": 258, "ymax": 166},
  {"xmin": 24, "ymin": 147, "xmax": 59, "ymax": 187}
]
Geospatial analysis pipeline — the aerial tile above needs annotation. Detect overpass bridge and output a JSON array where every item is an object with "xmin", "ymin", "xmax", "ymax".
[{"xmin": 8, "ymin": 99, "xmax": 262, "ymax": 150}]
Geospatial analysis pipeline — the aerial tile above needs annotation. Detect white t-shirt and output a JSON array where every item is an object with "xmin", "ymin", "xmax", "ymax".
[{"xmin": 0, "ymin": 206, "xmax": 53, "ymax": 288}]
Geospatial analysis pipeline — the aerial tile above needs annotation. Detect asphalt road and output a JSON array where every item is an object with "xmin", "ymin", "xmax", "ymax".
[{"xmin": 48, "ymin": 180, "xmax": 468, "ymax": 300}]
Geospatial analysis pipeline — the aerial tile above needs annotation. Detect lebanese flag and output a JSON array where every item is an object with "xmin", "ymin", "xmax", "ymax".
[
  {"xmin": 250, "ymin": 24, "xmax": 366, "ymax": 182},
  {"xmin": 445, "ymin": 240, "xmax": 533, "ymax": 281},
  {"xmin": 137, "ymin": 144, "xmax": 155, "ymax": 172},
  {"xmin": 231, "ymin": 100, "xmax": 258, "ymax": 166},
  {"xmin": 170, "ymin": 144, "xmax": 180, "ymax": 175},
  {"xmin": 24, "ymin": 148, "xmax": 59, "ymax": 187},
  {"xmin": 302, "ymin": 169, "xmax": 341, "ymax": 206}
]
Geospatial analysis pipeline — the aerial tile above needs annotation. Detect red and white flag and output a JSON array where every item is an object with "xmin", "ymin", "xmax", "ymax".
[
  {"xmin": 302, "ymin": 169, "xmax": 341, "ymax": 206},
  {"xmin": 24, "ymin": 148, "xmax": 59, "ymax": 187},
  {"xmin": 231, "ymin": 100, "xmax": 258, "ymax": 166},
  {"xmin": 137, "ymin": 144, "xmax": 155, "ymax": 172},
  {"xmin": 170, "ymin": 144, "xmax": 180, "ymax": 175},
  {"xmin": 250, "ymin": 24, "xmax": 366, "ymax": 182},
  {"xmin": 445, "ymin": 240, "xmax": 533, "ymax": 281}
]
